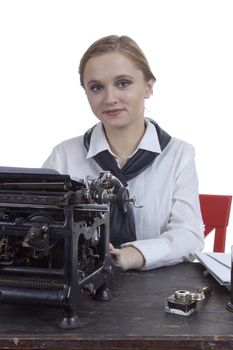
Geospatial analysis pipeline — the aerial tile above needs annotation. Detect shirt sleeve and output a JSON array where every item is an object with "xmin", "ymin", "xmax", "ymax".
[{"xmin": 122, "ymin": 145, "xmax": 205, "ymax": 270}]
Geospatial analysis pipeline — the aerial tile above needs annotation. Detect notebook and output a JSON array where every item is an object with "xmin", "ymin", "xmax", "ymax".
[{"xmin": 195, "ymin": 252, "xmax": 231, "ymax": 290}]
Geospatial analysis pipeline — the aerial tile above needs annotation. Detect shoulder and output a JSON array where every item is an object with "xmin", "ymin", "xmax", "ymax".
[
  {"xmin": 161, "ymin": 137, "xmax": 196, "ymax": 174},
  {"xmin": 168, "ymin": 137, "xmax": 195, "ymax": 157},
  {"xmin": 52, "ymin": 135, "xmax": 84, "ymax": 153},
  {"xmin": 167, "ymin": 138, "xmax": 197, "ymax": 179},
  {"xmin": 42, "ymin": 135, "xmax": 86, "ymax": 172},
  {"xmin": 48, "ymin": 135, "xmax": 86, "ymax": 162}
]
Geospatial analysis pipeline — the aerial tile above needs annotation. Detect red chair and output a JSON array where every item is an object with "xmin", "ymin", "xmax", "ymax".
[{"xmin": 199, "ymin": 194, "xmax": 232, "ymax": 252}]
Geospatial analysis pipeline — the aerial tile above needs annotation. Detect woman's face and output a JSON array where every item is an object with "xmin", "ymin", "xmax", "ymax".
[{"xmin": 83, "ymin": 52, "xmax": 153, "ymax": 131}]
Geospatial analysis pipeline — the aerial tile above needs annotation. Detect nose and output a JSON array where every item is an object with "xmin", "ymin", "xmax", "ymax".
[{"xmin": 104, "ymin": 86, "xmax": 118, "ymax": 106}]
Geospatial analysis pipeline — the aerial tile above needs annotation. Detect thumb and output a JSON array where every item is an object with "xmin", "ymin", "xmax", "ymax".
[
  {"xmin": 109, "ymin": 243, "xmax": 121, "ymax": 257},
  {"xmin": 109, "ymin": 242, "xmax": 115, "ymax": 251}
]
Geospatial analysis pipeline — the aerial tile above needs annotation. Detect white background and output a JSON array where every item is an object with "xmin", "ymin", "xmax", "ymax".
[{"xmin": 0, "ymin": 0, "xmax": 232, "ymax": 252}]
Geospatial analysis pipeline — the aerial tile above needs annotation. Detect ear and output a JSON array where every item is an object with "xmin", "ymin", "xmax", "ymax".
[{"xmin": 144, "ymin": 79, "xmax": 154, "ymax": 99}]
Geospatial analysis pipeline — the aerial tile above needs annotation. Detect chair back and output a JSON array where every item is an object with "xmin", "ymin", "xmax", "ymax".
[{"xmin": 199, "ymin": 194, "xmax": 232, "ymax": 252}]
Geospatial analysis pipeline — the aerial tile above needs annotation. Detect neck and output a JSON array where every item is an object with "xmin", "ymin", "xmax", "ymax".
[{"xmin": 103, "ymin": 119, "xmax": 146, "ymax": 159}]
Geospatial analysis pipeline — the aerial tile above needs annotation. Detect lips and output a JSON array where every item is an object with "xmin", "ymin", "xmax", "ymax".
[{"xmin": 104, "ymin": 109, "xmax": 124, "ymax": 117}]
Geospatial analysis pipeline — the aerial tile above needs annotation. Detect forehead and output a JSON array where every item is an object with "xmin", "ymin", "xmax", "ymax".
[{"xmin": 83, "ymin": 52, "xmax": 142, "ymax": 82}]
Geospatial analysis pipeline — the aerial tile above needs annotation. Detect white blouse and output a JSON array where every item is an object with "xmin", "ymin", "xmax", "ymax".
[{"xmin": 43, "ymin": 119, "xmax": 204, "ymax": 270}]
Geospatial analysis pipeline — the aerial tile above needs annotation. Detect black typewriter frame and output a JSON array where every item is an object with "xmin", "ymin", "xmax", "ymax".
[{"xmin": 0, "ymin": 171, "xmax": 116, "ymax": 329}]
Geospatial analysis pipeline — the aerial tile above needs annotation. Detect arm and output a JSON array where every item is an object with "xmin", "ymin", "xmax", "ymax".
[{"xmin": 120, "ymin": 145, "xmax": 205, "ymax": 270}]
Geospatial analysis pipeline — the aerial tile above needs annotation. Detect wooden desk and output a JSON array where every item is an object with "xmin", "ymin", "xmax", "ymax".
[{"xmin": 0, "ymin": 262, "xmax": 233, "ymax": 350}]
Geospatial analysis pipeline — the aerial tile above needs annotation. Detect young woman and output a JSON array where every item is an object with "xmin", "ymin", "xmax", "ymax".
[{"xmin": 43, "ymin": 35, "xmax": 204, "ymax": 271}]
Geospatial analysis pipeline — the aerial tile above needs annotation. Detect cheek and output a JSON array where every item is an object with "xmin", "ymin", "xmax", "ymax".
[
  {"xmin": 128, "ymin": 90, "xmax": 146, "ymax": 107},
  {"xmin": 86, "ymin": 95, "xmax": 101, "ymax": 112}
]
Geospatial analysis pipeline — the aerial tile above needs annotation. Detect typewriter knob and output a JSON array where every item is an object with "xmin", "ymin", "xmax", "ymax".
[
  {"xmin": 25, "ymin": 224, "xmax": 50, "ymax": 251},
  {"xmin": 25, "ymin": 214, "xmax": 54, "ymax": 251}
]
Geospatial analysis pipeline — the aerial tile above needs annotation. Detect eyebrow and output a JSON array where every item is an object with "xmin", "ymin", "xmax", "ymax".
[
  {"xmin": 86, "ymin": 80, "xmax": 101, "ymax": 87},
  {"xmin": 114, "ymin": 74, "xmax": 134, "ymax": 80},
  {"xmin": 86, "ymin": 75, "xmax": 134, "ymax": 87}
]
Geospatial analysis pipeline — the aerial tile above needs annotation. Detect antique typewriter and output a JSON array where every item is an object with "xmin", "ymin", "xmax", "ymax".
[{"xmin": 0, "ymin": 168, "xmax": 130, "ymax": 329}]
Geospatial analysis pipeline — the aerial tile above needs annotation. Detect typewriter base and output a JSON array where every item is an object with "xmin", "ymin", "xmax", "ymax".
[
  {"xmin": 59, "ymin": 284, "xmax": 112, "ymax": 329},
  {"xmin": 60, "ymin": 313, "xmax": 81, "ymax": 329},
  {"xmin": 93, "ymin": 285, "xmax": 112, "ymax": 301},
  {"xmin": 226, "ymin": 301, "xmax": 233, "ymax": 313}
]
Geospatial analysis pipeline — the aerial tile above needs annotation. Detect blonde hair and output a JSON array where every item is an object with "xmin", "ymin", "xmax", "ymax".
[{"xmin": 79, "ymin": 35, "xmax": 156, "ymax": 88}]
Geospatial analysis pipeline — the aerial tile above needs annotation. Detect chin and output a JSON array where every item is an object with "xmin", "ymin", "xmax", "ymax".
[{"xmin": 104, "ymin": 119, "xmax": 130, "ymax": 130}]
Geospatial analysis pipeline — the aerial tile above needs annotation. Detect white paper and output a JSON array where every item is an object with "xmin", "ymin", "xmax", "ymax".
[
  {"xmin": 206, "ymin": 252, "xmax": 231, "ymax": 269},
  {"xmin": 195, "ymin": 252, "xmax": 231, "ymax": 286}
]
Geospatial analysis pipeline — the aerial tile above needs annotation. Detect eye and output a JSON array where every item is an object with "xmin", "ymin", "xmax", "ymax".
[
  {"xmin": 89, "ymin": 83, "xmax": 104, "ymax": 93},
  {"xmin": 116, "ymin": 80, "xmax": 132, "ymax": 89}
]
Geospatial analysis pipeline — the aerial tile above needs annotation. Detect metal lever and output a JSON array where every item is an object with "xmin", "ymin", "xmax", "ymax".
[{"xmin": 126, "ymin": 196, "xmax": 143, "ymax": 208}]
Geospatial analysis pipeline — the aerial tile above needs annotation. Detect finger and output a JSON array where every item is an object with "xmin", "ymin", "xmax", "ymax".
[{"xmin": 110, "ymin": 248, "xmax": 121, "ymax": 257}]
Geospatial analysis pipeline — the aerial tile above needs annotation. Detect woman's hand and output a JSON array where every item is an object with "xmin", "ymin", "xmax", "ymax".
[{"xmin": 109, "ymin": 243, "xmax": 145, "ymax": 271}]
